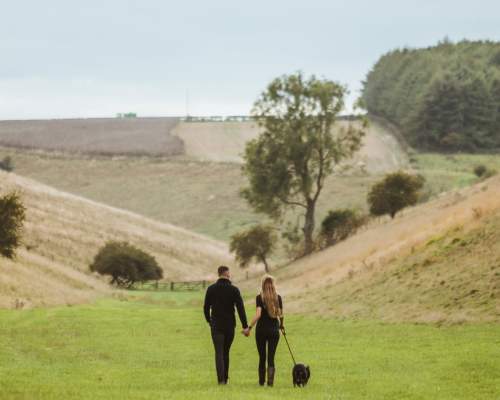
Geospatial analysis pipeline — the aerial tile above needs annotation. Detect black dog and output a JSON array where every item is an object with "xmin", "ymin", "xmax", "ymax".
[{"xmin": 292, "ymin": 363, "xmax": 310, "ymax": 387}]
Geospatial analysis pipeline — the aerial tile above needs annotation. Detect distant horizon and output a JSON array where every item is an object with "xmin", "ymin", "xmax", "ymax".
[
  {"xmin": 0, "ymin": 110, "xmax": 365, "ymax": 122},
  {"xmin": 1, "ymin": 1, "xmax": 499, "ymax": 120}
]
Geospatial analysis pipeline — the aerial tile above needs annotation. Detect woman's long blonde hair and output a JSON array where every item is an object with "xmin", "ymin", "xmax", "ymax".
[{"xmin": 260, "ymin": 275, "xmax": 281, "ymax": 319}]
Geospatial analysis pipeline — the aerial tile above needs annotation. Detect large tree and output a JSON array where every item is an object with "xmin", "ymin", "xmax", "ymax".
[{"xmin": 242, "ymin": 72, "xmax": 365, "ymax": 255}]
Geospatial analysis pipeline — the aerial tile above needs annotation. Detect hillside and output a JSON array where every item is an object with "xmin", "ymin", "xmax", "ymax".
[
  {"xmin": 363, "ymin": 40, "xmax": 500, "ymax": 151},
  {"xmin": 0, "ymin": 147, "xmax": 404, "ymax": 242},
  {"xmin": 250, "ymin": 175, "xmax": 500, "ymax": 323},
  {"xmin": 0, "ymin": 171, "xmax": 233, "ymax": 309},
  {"xmin": 172, "ymin": 118, "xmax": 409, "ymax": 172},
  {"xmin": 0, "ymin": 117, "xmax": 183, "ymax": 156}
]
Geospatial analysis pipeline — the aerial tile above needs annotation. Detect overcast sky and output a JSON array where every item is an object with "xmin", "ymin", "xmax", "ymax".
[{"xmin": 1, "ymin": 0, "xmax": 499, "ymax": 119}]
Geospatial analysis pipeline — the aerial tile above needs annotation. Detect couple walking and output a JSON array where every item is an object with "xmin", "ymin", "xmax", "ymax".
[{"xmin": 203, "ymin": 265, "xmax": 284, "ymax": 386}]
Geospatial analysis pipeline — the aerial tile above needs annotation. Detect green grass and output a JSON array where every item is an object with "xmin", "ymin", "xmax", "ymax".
[
  {"xmin": 412, "ymin": 153, "xmax": 500, "ymax": 198},
  {"xmin": 0, "ymin": 292, "xmax": 499, "ymax": 399}
]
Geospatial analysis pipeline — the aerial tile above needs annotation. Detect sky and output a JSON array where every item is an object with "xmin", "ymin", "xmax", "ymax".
[{"xmin": 1, "ymin": 0, "xmax": 499, "ymax": 119}]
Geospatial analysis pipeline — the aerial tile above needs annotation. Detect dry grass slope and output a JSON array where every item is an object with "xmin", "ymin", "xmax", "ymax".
[
  {"xmin": 0, "ymin": 171, "xmax": 234, "ymax": 309},
  {"xmin": 245, "ymin": 175, "xmax": 500, "ymax": 323},
  {"xmin": 0, "ymin": 118, "xmax": 183, "ymax": 156},
  {"xmin": 172, "ymin": 118, "xmax": 410, "ymax": 172}
]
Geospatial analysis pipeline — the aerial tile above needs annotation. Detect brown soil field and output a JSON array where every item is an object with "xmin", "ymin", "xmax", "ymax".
[
  {"xmin": 0, "ymin": 117, "xmax": 183, "ymax": 156},
  {"xmin": 0, "ymin": 171, "xmax": 235, "ymax": 309}
]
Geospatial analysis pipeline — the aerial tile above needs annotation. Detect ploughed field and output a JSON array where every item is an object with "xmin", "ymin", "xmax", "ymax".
[
  {"xmin": 0, "ymin": 291, "xmax": 498, "ymax": 400},
  {"xmin": 0, "ymin": 118, "xmax": 183, "ymax": 156}
]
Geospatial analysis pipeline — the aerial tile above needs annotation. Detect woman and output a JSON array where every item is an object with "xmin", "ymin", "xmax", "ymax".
[{"xmin": 246, "ymin": 275, "xmax": 284, "ymax": 387}]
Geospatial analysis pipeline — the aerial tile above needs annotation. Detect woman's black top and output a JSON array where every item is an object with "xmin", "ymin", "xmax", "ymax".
[{"xmin": 256, "ymin": 294, "xmax": 282, "ymax": 331}]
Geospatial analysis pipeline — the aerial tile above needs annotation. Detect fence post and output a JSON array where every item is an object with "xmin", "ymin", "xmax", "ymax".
[
  {"xmin": 170, "ymin": 281, "xmax": 174, "ymax": 291},
  {"xmin": 202, "ymin": 280, "xmax": 206, "ymax": 289}
]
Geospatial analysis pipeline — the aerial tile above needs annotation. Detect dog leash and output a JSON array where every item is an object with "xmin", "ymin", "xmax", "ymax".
[{"xmin": 281, "ymin": 328, "xmax": 297, "ymax": 365}]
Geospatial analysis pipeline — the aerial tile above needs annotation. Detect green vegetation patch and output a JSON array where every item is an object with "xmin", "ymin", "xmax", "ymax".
[
  {"xmin": 0, "ymin": 293, "xmax": 499, "ymax": 399},
  {"xmin": 412, "ymin": 153, "xmax": 500, "ymax": 198}
]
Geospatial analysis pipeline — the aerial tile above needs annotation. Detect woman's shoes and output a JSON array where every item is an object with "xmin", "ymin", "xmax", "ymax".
[{"xmin": 267, "ymin": 367, "xmax": 275, "ymax": 387}]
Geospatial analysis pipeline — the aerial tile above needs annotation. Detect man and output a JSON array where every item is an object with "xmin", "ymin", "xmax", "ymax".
[{"xmin": 203, "ymin": 265, "xmax": 248, "ymax": 384}]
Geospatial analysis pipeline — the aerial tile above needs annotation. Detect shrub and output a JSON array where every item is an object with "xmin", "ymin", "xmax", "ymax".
[
  {"xmin": 319, "ymin": 209, "xmax": 366, "ymax": 248},
  {"xmin": 230, "ymin": 225, "xmax": 277, "ymax": 272},
  {"xmin": 367, "ymin": 171, "xmax": 425, "ymax": 219},
  {"xmin": 474, "ymin": 165, "xmax": 497, "ymax": 180},
  {"xmin": 90, "ymin": 241, "xmax": 163, "ymax": 288},
  {"xmin": 0, "ymin": 156, "xmax": 14, "ymax": 172},
  {"xmin": 0, "ymin": 192, "xmax": 26, "ymax": 259},
  {"xmin": 474, "ymin": 165, "xmax": 487, "ymax": 177}
]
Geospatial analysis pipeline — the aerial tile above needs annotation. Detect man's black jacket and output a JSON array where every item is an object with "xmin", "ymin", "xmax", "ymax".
[{"xmin": 203, "ymin": 278, "xmax": 248, "ymax": 330}]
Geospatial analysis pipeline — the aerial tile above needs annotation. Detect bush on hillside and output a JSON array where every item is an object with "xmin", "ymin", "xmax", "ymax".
[
  {"xmin": 90, "ymin": 241, "xmax": 163, "ymax": 288},
  {"xmin": 0, "ymin": 192, "xmax": 26, "ymax": 259},
  {"xmin": 474, "ymin": 164, "xmax": 497, "ymax": 180},
  {"xmin": 362, "ymin": 40, "xmax": 500, "ymax": 151},
  {"xmin": 319, "ymin": 209, "xmax": 366, "ymax": 248},
  {"xmin": 474, "ymin": 165, "xmax": 487, "ymax": 177},
  {"xmin": 229, "ymin": 225, "xmax": 277, "ymax": 272},
  {"xmin": 367, "ymin": 172, "xmax": 425, "ymax": 219},
  {"xmin": 0, "ymin": 156, "xmax": 14, "ymax": 172}
]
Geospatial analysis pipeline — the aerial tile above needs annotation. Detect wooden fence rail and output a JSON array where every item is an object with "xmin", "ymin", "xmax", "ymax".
[{"xmin": 130, "ymin": 280, "xmax": 208, "ymax": 292}]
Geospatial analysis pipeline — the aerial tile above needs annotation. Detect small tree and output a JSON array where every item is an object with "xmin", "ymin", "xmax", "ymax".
[
  {"xmin": 0, "ymin": 192, "xmax": 26, "ymax": 259},
  {"xmin": 242, "ymin": 72, "xmax": 365, "ymax": 255},
  {"xmin": 229, "ymin": 225, "xmax": 277, "ymax": 272},
  {"xmin": 319, "ymin": 209, "xmax": 365, "ymax": 248},
  {"xmin": 367, "ymin": 172, "xmax": 424, "ymax": 219},
  {"xmin": 0, "ymin": 156, "xmax": 14, "ymax": 172},
  {"xmin": 90, "ymin": 241, "xmax": 163, "ymax": 288}
]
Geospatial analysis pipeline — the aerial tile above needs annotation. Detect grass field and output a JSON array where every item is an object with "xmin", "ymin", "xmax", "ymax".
[
  {"xmin": 0, "ymin": 149, "xmax": 381, "ymax": 242},
  {"xmin": 412, "ymin": 153, "xmax": 500, "ymax": 199},
  {"xmin": 0, "ymin": 291, "xmax": 498, "ymax": 400},
  {"xmin": 0, "ymin": 148, "xmax": 497, "ymax": 244}
]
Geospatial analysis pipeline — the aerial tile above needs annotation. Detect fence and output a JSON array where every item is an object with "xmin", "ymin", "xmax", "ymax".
[
  {"xmin": 179, "ymin": 114, "xmax": 360, "ymax": 123},
  {"xmin": 130, "ymin": 280, "xmax": 208, "ymax": 292}
]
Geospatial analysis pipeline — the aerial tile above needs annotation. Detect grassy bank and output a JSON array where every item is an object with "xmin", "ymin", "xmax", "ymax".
[
  {"xmin": 412, "ymin": 153, "xmax": 500, "ymax": 198},
  {"xmin": 0, "ymin": 292, "xmax": 498, "ymax": 399}
]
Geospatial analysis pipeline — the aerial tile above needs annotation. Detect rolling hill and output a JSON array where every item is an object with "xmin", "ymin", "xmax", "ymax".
[
  {"xmin": 242, "ymin": 175, "xmax": 500, "ymax": 323},
  {"xmin": 172, "ymin": 118, "xmax": 409, "ymax": 172},
  {"xmin": 0, "ymin": 116, "xmax": 411, "ymax": 243},
  {"xmin": 0, "ymin": 171, "xmax": 233, "ymax": 309}
]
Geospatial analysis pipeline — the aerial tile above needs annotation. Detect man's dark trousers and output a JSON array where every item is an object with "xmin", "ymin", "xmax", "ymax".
[
  {"xmin": 210, "ymin": 325, "xmax": 234, "ymax": 383},
  {"xmin": 204, "ymin": 278, "xmax": 248, "ymax": 384}
]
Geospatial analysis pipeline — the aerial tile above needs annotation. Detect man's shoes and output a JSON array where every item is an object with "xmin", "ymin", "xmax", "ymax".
[
  {"xmin": 258, "ymin": 367, "xmax": 266, "ymax": 386},
  {"xmin": 267, "ymin": 367, "xmax": 275, "ymax": 387}
]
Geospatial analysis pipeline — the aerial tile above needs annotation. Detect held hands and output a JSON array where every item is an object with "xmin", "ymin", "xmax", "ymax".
[{"xmin": 241, "ymin": 327, "xmax": 251, "ymax": 337}]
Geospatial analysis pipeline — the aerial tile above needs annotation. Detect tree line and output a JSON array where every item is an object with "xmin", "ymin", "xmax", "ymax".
[{"xmin": 362, "ymin": 39, "xmax": 500, "ymax": 151}]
